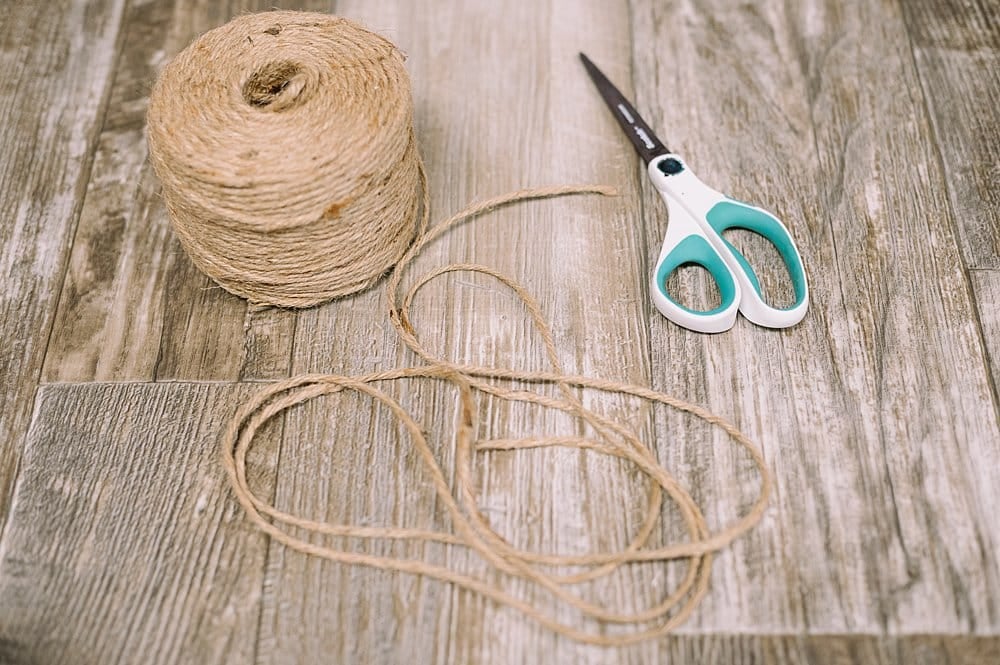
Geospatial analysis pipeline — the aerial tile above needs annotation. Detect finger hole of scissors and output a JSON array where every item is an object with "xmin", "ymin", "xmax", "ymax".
[
  {"xmin": 719, "ymin": 229, "xmax": 797, "ymax": 309},
  {"xmin": 664, "ymin": 263, "xmax": 723, "ymax": 314}
]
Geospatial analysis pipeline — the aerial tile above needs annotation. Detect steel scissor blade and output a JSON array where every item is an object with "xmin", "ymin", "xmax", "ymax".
[{"xmin": 579, "ymin": 53, "xmax": 669, "ymax": 165}]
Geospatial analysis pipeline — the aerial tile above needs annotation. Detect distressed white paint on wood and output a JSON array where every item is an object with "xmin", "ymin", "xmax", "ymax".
[
  {"xmin": 902, "ymin": 0, "xmax": 999, "ymax": 269},
  {"xmin": 901, "ymin": 0, "xmax": 1000, "ymax": 392},
  {"xmin": 971, "ymin": 270, "xmax": 1000, "ymax": 394}
]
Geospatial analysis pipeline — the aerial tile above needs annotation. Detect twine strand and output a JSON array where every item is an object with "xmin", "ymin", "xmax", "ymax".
[
  {"xmin": 146, "ymin": 11, "xmax": 772, "ymax": 645},
  {"xmin": 220, "ymin": 175, "xmax": 771, "ymax": 646}
]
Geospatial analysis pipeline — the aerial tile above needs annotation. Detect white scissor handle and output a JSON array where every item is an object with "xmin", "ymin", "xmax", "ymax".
[
  {"xmin": 649, "ymin": 190, "xmax": 741, "ymax": 333},
  {"xmin": 648, "ymin": 155, "xmax": 809, "ymax": 331}
]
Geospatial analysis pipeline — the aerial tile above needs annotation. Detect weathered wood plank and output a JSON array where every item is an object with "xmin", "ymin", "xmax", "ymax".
[
  {"xmin": 4, "ymin": 0, "xmax": 996, "ymax": 662},
  {"xmin": 649, "ymin": 634, "xmax": 1000, "ymax": 665},
  {"xmin": 0, "ymin": 382, "xmax": 280, "ymax": 665},
  {"xmin": 900, "ymin": 0, "xmax": 1000, "ymax": 270},
  {"xmin": 0, "ymin": 0, "xmax": 126, "ymax": 523},
  {"xmin": 38, "ymin": 0, "xmax": 338, "ymax": 383},
  {"xmin": 631, "ymin": 0, "xmax": 1000, "ymax": 635},
  {"xmin": 970, "ymin": 270, "xmax": 1000, "ymax": 393},
  {"xmin": 900, "ymin": 0, "xmax": 1000, "ymax": 390},
  {"xmin": 254, "ymin": 1, "xmax": 672, "ymax": 663}
]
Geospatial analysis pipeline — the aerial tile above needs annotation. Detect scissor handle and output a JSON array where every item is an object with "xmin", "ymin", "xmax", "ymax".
[
  {"xmin": 650, "ymin": 192, "xmax": 741, "ymax": 333},
  {"xmin": 704, "ymin": 199, "xmax": 809, "ymax": 328},
  {"xmin": 648, "ymin": 155, "xmax": 809, "ymax": 331}
]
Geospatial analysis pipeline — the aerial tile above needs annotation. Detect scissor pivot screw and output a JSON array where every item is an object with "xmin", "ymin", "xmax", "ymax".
[{"xmin": 658, "ymin": 158, "xmax": 684, "ymax": 175}]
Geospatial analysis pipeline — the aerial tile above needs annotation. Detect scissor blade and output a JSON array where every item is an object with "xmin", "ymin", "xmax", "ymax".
[{"xmin": 579, "ymin": 53, "xmax": 669, "ymax": 165}]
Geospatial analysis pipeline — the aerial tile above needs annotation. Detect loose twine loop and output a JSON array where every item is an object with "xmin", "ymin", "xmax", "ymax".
[
  {"xmin": 149, "ymin": 11, "xmax": 772, "ymax": 646},
  {"xmin": 221, "ymin": 176, "xmax": 772, "ymax": 646}
]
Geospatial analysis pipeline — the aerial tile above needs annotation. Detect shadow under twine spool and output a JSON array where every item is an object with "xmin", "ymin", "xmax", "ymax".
[{"xmin": 147, "ymin": 11, "xmax": 420, "ymax": 308}]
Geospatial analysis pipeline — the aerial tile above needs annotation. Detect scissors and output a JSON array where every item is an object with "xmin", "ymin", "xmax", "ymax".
[{"xmin": 580, "ymin": 53, "xmax": 809, "ymax": 333}]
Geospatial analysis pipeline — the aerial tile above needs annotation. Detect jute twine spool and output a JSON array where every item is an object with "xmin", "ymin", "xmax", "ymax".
[
  {"xmin": 148, "ymin": 11, "xmax": 772, "ymax": 645},
  {"xmin": 147, "ymin": 12, "xmax": 419, "ymax": 307}
]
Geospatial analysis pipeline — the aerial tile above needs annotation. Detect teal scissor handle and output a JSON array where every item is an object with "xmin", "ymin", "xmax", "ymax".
[
  {"xmin": 647, "ymin": 154, "xmax": 809, "ymax": 332},
  {"xmin": 705, "ymin": 199, "xmax": 809, "ymax": 327}
]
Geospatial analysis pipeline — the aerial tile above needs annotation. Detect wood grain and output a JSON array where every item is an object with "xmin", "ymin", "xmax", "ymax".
[
  {"xmin": 38, "ymin": 0, "xmax": 331, "ymax": 383},
  {"xmin": 0, "ymin": 0, "xmax": 996, "ymax": 662},
  {"xmin": 647, "ymin": 634, "xmax": 1000, "ymax": 665},
  {"xmin": 901, "ymin": 0, "xmax": 1000, "ymax": 389},
  {"xmin": 0, "ymin": 0, "xmax": 126, "ymax": 523},
  {"xmin": 630, "ymin": 0, "xmax": 1000, "ymax": 635},
  {"xmin": 254, "ymin": 1, "xmax": 665, "ymax": 663},
  {"xmin": 0, "ymin": 382, "xmax": 281, "ymax": 665},
  {"xmin": 970, "ymin": 271, "xmax": 1000, "ymax": 392},
  {"xmin": 900, "ymin": 0, "xmax": 1000, "ymax": 269}
]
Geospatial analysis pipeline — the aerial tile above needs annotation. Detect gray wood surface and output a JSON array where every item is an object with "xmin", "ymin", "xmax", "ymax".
[
  {"xmin": 900, "ymin": 0, "xmax": 1000, "ymax": 387},
  {"xmin": 972, "ymin": 271, "xmax": 1000, "ymax": 395},
  {"xmin": 1, "ymin": 0, "xmax": 998, "ymax": 663},
  {"xmin": 0, "ymin": 383, "xmax": 279, "ymax": 665},
  {"xmin": 901, "ymin": 0, "xmax": 999, "ymax": 270},
  {"xmin": 0, "ymin": 0, "xmax": 126, "ymax": 523},
  {"xmin": 631, "ymin": 0, "xmax": 1000, "ymax": 637}
]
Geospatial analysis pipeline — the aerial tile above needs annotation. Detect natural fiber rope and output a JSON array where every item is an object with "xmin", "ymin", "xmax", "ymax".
[
  {"xmin": 147, "ymin": 12, "xmax": 420, "ymax": 307},
  {"xmin": 220, "ymin": 172, "xmax": 772, "ymax": 645},
  {"xmin": 149, "ymin": 11, "xmax": 772, "ymax": 646}
]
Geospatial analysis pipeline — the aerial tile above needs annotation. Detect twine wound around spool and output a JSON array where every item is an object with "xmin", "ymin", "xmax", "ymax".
[
  {"xmin": 147, "ymin": 11, "xmax": 773, "ymax": 645},
  {"xmin": 147, "ymin": 12, "xmax": 421, "ymax": 308}
]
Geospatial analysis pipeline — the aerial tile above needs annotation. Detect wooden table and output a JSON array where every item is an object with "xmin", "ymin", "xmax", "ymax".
[{"xmin": 1, "ymin": 0, "xmax": 997, "ymax": 663}]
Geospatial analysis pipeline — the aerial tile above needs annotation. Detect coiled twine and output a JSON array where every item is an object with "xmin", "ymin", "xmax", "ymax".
[
  {"xmin": 147, "ymin": 12, "xmax": 420, "ymax": 307},
  {"xmin": 148, "ymin": 11, "xmax": 772, "ymax": 645}
]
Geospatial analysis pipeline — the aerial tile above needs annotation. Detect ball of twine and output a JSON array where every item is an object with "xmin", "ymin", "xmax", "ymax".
[{"xmin": 147, "ymin": 11, "xmax": 420, "ymax": 308}]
